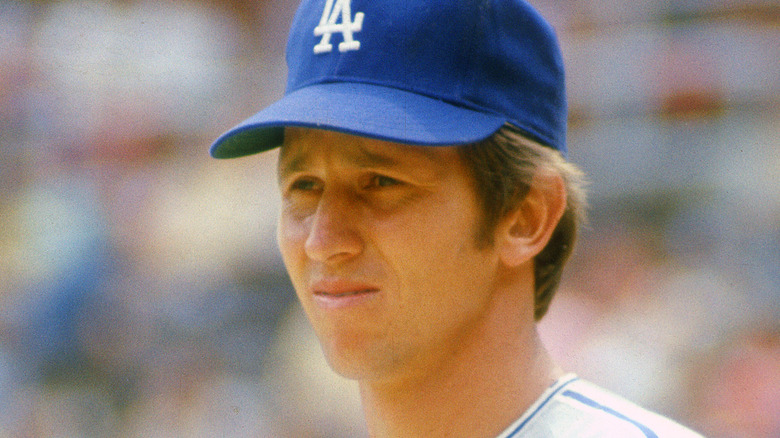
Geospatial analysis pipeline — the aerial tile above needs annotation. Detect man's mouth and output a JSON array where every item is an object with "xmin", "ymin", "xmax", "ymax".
[
  {"xmin": 311, "ymin": 279, "xmax": 381, "ymax": 308},
  {"xmin": 316, "ymin": 289, "xmax": 377, "ymax": 297}
]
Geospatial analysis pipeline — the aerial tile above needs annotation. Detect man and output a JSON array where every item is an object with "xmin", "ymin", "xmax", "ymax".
[{"xmin": 210, "ymin": 0, "xmax": 704, "ymax": 436}]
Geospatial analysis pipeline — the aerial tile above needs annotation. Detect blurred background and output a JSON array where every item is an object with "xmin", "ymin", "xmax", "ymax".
[{"xmin": 0, "ymin": 0, "xmax": 777, "ymax": 436}]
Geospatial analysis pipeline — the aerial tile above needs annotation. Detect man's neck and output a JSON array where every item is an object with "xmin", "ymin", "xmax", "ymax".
[{"xmin": 357, "ymin": 292, "xmax": 563, "ymax": 438}]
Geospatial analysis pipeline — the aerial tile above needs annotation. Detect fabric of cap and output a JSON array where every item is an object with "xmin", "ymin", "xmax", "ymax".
[{"xmin": 210, "ymin": 0, "xmax": 567, "ymax": 158}]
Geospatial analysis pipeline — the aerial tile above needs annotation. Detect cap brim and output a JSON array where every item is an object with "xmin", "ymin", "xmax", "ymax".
[{"xmin": 210, "ymin": 82, "xmax": 507, "ymax": 158}]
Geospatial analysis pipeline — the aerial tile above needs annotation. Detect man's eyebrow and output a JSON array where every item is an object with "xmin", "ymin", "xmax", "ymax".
[
  {"xmin": 278, "ymin": 138, "xmax": 440, "ymax": 180},
  {"xmin": 349, "ymin": 145, "xmax": 401, "ymax": 168},
  {"xmin": 278, "ymin": 151, "xmax": 306, "ymax": 180},
  {"xmin": 349, "ymin": 142, "xmax": 438, "ymax": 169}
]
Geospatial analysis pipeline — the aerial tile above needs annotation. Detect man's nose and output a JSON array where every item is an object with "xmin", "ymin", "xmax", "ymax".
[{"xmin": 304, "ymin": 190, "xmax": 363, "ymax": 263}]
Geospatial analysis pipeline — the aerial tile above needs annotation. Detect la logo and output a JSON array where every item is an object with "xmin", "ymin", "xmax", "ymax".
[{"xmin": 313, "ymin": 0, "xmax": 365, "ymax": 54}]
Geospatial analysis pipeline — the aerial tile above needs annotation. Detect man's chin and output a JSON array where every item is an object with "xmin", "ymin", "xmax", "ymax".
[
  {"xmin": 321, "ymin": 350, "xmax": 377, "ymax": 381},
  {"xmin": 319, "ymin": 343, "xmax": 401, "ymax": 384}
]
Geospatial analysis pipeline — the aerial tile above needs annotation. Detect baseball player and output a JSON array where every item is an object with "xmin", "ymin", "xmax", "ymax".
[{"xmin": 210, "ymin": 0, "xmax": 705, "ymax": 436}]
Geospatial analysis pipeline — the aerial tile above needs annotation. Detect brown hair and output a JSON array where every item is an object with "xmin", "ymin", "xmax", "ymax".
[{"xmin": 458, "ymin": 125, "xmax": 588, "ymax": 320}]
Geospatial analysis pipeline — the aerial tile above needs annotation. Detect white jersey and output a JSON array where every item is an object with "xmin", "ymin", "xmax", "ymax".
[{"xmin": 496, "ymin": 374, "xmax": 704, "ymax": 438}]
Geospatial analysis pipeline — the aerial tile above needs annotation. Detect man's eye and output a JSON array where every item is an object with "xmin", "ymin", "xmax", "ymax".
[
  {"xmin": 370, "ymin": 175, "xmax": 400, "ymax": 188},
  {"xmin": 289, "ymin": 178, "xmax": 320, "ymax": 192}
]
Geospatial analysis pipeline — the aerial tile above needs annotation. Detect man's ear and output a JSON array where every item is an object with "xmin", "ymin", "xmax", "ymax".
[{"xmin": 496, "ymin": 169, "xmax": 567, "ymax": 267}]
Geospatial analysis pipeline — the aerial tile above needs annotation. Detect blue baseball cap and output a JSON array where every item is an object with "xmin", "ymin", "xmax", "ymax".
[{"xmin": 210, "ymin": 0, "xmax": 567, "ymax": 158}]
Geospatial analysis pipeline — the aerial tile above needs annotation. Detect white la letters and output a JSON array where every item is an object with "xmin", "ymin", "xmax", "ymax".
[{"xmin": 313, "ymin": 0, "xmax": 364, "ymax": 54}]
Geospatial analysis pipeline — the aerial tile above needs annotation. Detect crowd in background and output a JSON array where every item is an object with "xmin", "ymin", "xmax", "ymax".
[{"xmin": 0, "ymin": 0, "xmax": 778, "ymax": 436}]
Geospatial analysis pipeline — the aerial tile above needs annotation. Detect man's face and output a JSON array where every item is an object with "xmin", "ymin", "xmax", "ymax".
[{"xmin": 277, "ymin": 128, "xmax": 503, "ymax": 382}]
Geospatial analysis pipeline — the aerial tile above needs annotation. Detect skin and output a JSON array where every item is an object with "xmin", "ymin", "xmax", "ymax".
[{"xmin": 277, "ymin": 127, "xmax": 567, "ymax": 438}]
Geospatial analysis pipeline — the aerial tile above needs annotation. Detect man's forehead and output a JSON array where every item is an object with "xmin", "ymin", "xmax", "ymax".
[{"xmin": 279, "ymin": 127, "xmax": 446, "ymax": 171}]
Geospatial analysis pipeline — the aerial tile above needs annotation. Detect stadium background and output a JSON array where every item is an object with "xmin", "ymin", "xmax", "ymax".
[{"xmin": 0, "ymin": 0, "xmax": 777, "ymax": 436}]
